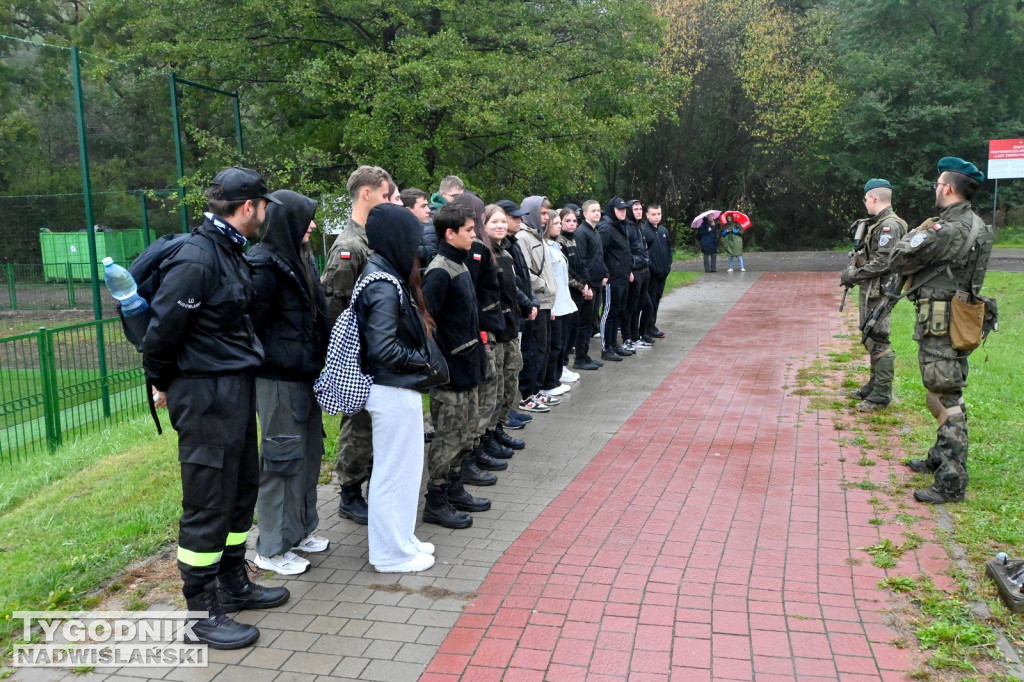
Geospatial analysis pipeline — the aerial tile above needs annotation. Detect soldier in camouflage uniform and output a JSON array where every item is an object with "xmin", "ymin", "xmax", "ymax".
[
  {"xmin": 888, "ymin": 157, "xmax": 992, "ymax": 504},
  {"xmin": 320, "ymin": 166, "xmax": 393, "ymax": 524},
  {"xmin": 840, "ymin": 179, "xmax": 908, "ymax": 411}
]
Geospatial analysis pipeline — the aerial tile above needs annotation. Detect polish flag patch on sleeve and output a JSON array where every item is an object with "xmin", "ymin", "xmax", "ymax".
[
  {"xmin": 473, "ymin": 253, "xmax": 482, "ymax": 261},
  {"xmin": 339, "ymin": 251, "xmax": 351, "ymax": 259}
]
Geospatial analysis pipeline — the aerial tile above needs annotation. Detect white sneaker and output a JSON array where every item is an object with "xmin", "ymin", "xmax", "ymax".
[
  {"xmin": 560, "ymin": 367, "xmax": 580, "ymax": 383},
  {"xmin": 292, "ymin": 535, "xmax": 329, "ymax": 553},
  {"xmin": 415, "ymin": 541, "xmax": 435, "ymax": 555},
  {"xmin": 254, "ymin": 551, "xmax": 309, "ymax": 576},
  {"xmin": 375, "ymin": 552, "xmax": 435, "ymax": 573},
  {"xmin": 548, "ymin": 384, "xmax": 571, "ymax": 396},
  {"xmin": 633, "ymin": 340, "xmax": 653, "ymax": 349},
  {"xmin": 740, "ymin": 267, "xmax": 746, "ymax": 272},
  {"xmin": 623, "ymin": 341, "xmax": 635, "ymax": 352},
  {"xmin": 727, "ymin": 268, "xmax": 734, "ymax": 272}
]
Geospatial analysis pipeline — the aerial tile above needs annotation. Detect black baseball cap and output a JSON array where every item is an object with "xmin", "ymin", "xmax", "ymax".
[
  {"xmin": 496, "ymin": 199, "xmax": 526, "ymax": 217},
  {"xmin": 210, "ymin": 167, "xmax": 281, "ymax": 204},
  {"xmin": 610, "ymin": 197, "xmax": 629, "ymax": 210}
]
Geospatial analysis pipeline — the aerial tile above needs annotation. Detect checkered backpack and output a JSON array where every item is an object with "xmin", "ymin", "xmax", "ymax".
[{"xmin": 314, "ymin": 270, "xmax": 404, "ymax": 416}]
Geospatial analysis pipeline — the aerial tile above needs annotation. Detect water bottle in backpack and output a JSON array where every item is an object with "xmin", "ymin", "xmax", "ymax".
[{"xmin": 102, "ymin": 257, "xmax": 149, "ymax": 317}]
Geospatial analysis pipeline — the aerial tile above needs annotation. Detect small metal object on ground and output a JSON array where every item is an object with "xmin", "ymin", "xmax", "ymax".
[{"xmin": 986, "ymin": 556, "xmax": 1024, "ymax": 614}]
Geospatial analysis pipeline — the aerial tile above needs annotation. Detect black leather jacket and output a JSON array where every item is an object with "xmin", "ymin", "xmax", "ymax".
[{"xmin": 355, "ymin": 254, "xmax": 436, "ymax": 392}]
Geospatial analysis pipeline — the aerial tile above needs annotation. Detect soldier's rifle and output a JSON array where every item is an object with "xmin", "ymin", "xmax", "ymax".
[
  {"xmin": 840, "ymin": 218, "xmax": 870, "ymax": 312},
  {"xmin": 860, "ymin": 274, "xmax": 907, "ymax": 345}
]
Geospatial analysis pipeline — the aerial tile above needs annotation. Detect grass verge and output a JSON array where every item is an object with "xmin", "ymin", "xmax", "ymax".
[{"xmin": 664, "ymin": 270, "xmax": 701, "ymax": 293}]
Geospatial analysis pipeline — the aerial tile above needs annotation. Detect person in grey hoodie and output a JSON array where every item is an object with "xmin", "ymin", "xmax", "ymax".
[{"xmin": 515, "ymin": 195, "xmax": 557, "ymax": 411}]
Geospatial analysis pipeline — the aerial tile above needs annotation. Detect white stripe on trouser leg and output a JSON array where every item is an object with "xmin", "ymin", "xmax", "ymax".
[
  {"xmin": 364, "ymin": 383, "xmax": 425, "ymax": 569},
  {"xmin": 600, "ymin": 283, "xmax": 611, "ymax": 346}
]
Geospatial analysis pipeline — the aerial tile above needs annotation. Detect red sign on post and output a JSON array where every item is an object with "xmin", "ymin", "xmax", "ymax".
[{"xmin": 989, "ymin": 139, "xmax": 1024, "ymax": 180}]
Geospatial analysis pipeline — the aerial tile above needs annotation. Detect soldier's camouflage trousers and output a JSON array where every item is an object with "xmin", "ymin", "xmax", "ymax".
[
  {"xmin": 497, "ymin": 339, "xmax": 524, "ymax": 425},
  {"xmin": 476, "ymin": 347, "xmax": 505, "ymax": 436},
  {"xmin": 427, "ymin": 387, "xmax": 477, "ymax": 484},
  {"xmin": 334, "ymin": 408, "xmax": 372, "ymax": 487},
  {"xmin": 916, "ymin": 333, "xmax": 969, "ymax": 496},
  {"xmin": 858, "ymin": 292, "xmax": 895, "ymax": 404}
]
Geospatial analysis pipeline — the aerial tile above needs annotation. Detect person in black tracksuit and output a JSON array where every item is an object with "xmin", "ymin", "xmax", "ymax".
[
  {"xmin": 598, "ymin": 196, "xmax": 633, "ymax": 360},
  {"xmin": 624, "ymin": 200, "xmax": 652, "ymax": 347},
  {"xmin": 143, "ymin": 167, "xmax": 289, "ymax": 650},
  {"xmin": 641, "ymin": 205, "xmax": 672, "ymax": 338},
  {"xmin": 247, "ymin": 190, "xmax": 330, "ymax": 574},
  {"xmin": 556, "ymin": 208, "xmax": 593, "ymax": 371},
  {"xmin": 574, "ymin": 200, "xmax": 607, "ymax": 368}
]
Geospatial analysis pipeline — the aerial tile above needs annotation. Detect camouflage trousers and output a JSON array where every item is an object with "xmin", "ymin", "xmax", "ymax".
[
  {"xmin": 858, "ymin": 292, "xmax": 895, "ymax": 404},
  {"xmin": 497, "ymin": 339, "xmax": 524, "ymax": 425},
  {"xmin": 916, "ymin": 332, "xmax": 970, "ymax": 496},
  {"xmin": 333, "ymin": 408, "xmax": 373, "ymax": 487},
  {"xmin": 476, "ymin": 346, "xmax": 505, "ymax": 435},
  {"xmin": 427, "ymin": 387, "xmax": 477, "ymax": 484}
]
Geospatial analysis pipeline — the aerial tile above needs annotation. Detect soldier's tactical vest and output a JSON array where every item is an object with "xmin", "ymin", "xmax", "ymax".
[{"xmin": 913, "ymin": 214, "xmax": 993, "ymax": 301}]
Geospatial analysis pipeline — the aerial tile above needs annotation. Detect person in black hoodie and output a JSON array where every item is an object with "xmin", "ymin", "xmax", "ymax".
[
  {"xmin": 556, "ymin": 207, "xmax": 593, "ymax": 373},
  {"xmin": 574, "ymin": 200, "xmax": 607, "ymax": 368},
  {"xmin": 422, "ymin": 202, "xmax": 490, "ymax": 529},
  {"xmin": 641, "ymin": 204, "xmax": 672, "ymax": 338},
  {"xmin": 356, "ymin": 203, "xmax": 445, "ymax": 573},
  {"xmin": 248, "ymin": 190, "xmax": 330, "ymax": 577},
  {"xmin": 624, "ymin": 199, "xmax": 653, "ymax": 350},
  {"xmin": 598, "ymin": 196, "xmax": 634, "ymax": 360}
]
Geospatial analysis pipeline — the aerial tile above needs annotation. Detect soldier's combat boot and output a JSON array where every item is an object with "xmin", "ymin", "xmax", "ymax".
[
  {"xmin": 446, "ymin": 471, "xmax": 491, "ymax": 512},
  {"xmin": 913, "ymin": 486, "xmax": 965, "ymax": 504},
  {"xmin": 849, "ymin": 383, "xmax": 873, "ymax": 400},
  {"xmin": 185, "ymin": 583, "xmax": 260, "ymax": 650},
  {"xmin": 906, "ymin": 459, "xmax": 937, "ymax": 473},
  {"xmin": 461, "ymin": 452, "xmax": 497, "ymax": 486},
  {"xmin": 857, "ymin": 399, "xmax": 889, "ymax": 412},
  {"xmin": 475, "ymin": 446, "xmax": 508, "ymax": 472},
  {"xmin": 482, "ymin": 431, "xmax": 514, "ymax": 459},
  {"xmin": 216, "ymin": 561, "xmax": 290, "ymax": 613},
  {"xmin": 338, "ymin": 482, "xmax": 369, "ymax": 525},
  {"xmin": 493, "ymin": 424, "xmax": 525, "ymax": 450},
  {"xmin": 423, "ymin": 482, "xmax": 473, "ymax": 529}
]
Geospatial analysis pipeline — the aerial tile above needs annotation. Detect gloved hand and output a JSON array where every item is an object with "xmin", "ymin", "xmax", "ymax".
[
  {"xmin": 732, "ymin": 228, "xmax": 740, "ymax": 234},
  {"xmin": 839, "ymin": 268, "xmax": 857, "ymax": 288}
]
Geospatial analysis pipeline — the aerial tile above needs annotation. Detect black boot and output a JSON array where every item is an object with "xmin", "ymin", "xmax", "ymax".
[
  {"xmin": 338, "ymin": 482, "xmax": 369, "ymax": 525},
  {"xmin": 446, "ymin": 471, "xmax": 491, "ymax": 512},
  {"xmin": 476, "ymin": 449, "xmax": 508, "ymax": 471},
  {"xmin": 461, "ymin": 451, "xmax": 498, "ymax": 485},
  {"xmin": 216, "ymin": 561, "xmax": 290, "ymax": 613},
  {"xmin": 493, "ymin": 424, "xmax": 525, "ymax": 450},
  {"xmin": 482, "ymin": 431, "xmax": 514, "ymax": 459},
  {"xmin": 185, "ymin": 584, "xmax": 260, "ymax": 650},
  {"xmin": 423, "ymin": 482, "xmax": 473, "ymax": 528}
]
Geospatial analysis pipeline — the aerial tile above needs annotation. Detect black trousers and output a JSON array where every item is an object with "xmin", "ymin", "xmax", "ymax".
[
  {"xmin": 602, "ymin": 281, "xmax": 629, "ymax": 350},
  {"xmin": 543, "ymin": 314, "xmax": 569, "ymax": 390},
  {"xmin": 573, "ymin": 291, "xmax": 595, "ymax": 361},
  {"xmin": 703, "ymin": 251, "xmax": 717, "ymax": 272},
  {"xmin": 627, "ymin": 269, "xmax": 650, "ymax": 341},
  {"xmin": 168, "ymin": 373, "xmax": 259, "ymax": 598},
  {"xmin": 645, "ymin": 273, "xmax": 667, "ymax": 334},
  {"xmin": 519, "ymin": 311, "xmax": 550, "ymax": 399}
]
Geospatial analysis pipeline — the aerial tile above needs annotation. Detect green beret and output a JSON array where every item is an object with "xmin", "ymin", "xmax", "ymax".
[
  {"xmin": 863, "ymin": 179, "xmax": 891, "ymax": 193},
  {"xmin": 937, "ymin": 156, "xmax": 985, "ymax": 183}
]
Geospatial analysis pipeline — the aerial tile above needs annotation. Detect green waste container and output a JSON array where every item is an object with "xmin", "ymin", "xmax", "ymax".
[{"xmin": 40, "ymin": 229, "xmax": 155, "ymax": 281}]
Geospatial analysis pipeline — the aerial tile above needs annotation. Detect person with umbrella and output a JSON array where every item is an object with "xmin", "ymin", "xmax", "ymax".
[
  {"xmin": 721, "ymin": 214, "xmax": 746, "ymax": 272},
  {"xmin": 694, "ymin": 211, "xmax": 719, "ymax": 272}
]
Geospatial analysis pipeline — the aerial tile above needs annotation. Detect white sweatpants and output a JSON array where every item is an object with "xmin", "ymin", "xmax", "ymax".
[{"xmin": 364, "ymin": 383, "xmax": 425, "ymax": 569}]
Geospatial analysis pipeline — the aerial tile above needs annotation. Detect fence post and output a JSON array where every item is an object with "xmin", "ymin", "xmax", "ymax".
[
  {"xmin": 38, "ymin": 328, "xmax": 62, "ymax": 451},
  {"xmin": 66, "ymin": 262, "xmax": 76, "ymax": 308},
  {"xmin": 6, "ymin": 263, "xmax": 16, "ymax": 311}
]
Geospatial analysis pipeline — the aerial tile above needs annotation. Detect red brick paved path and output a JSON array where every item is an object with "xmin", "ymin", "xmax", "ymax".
[{"xmin": 423, "ymin": 273, "xmax": 924, "ymax": 681}]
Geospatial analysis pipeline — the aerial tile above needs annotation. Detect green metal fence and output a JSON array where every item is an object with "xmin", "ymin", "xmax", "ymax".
[
  {"xmin": 0, "ymin": 263, "xmax": 126, "ymax": 312},
  {"xmin": 0, "ymin": 318, "xmax": 147, "ymax": 464}
]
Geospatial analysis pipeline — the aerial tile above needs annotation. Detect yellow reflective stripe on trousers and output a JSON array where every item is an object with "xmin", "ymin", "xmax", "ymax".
[
  {"xmin": 177, "ymin": 546, "xmax": 222, "ymax": 567},
  {"xmin": 225, "ymin": 531, "xmax": 249, "ymax": 547}
]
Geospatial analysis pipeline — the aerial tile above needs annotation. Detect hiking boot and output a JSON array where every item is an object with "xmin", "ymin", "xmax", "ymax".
[
  {"xmin": 906, "ymin": 459, "xmax": 937, "ymax": 473},
  {"xmin": 494, "ymin": 424, "xmax": 525, "ymax": 450},
  {"xmin": 216, "ymin": 562, "xmax": 290, "ymax": 613},
  {"xmin": 848, "ymin": 384, "xmax": 873, "ymax": 400},
  {"xmin": 423, "ymin": 482, "xmax": 473, "ymax": 529},
  {"xmin": 185, "ymin": 585, "xmax": 259, "ymax": 650},
  {"xmin": 573, "ymin": 357, "xmax": 600, "ymax": 370},
  {"xmin": 446, "ymin": 471, "xmax": 491, "ymax": 512},
  {"xmin": 600, "ymin": 349, "xmax": 623, "ymax": 362},
  {"xmin": 461, "ymin": 454, "xmax": 498, "ymax": 486},
  {"xmin": 856, "ymin": 399, "xmax": 889, "ymax": 412},
  {"xmin": 483, "ymin": 431, "xmax": 515, "ymax": 458},
  {"xmin": 914, "ymin": 486, "xmax": 965, "ymax": 504},
  {"xmin": 338, "ymin": 482, "xmax": 368, "ymax": 525}
]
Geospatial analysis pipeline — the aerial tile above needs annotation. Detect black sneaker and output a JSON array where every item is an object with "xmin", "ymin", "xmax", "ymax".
[
  {"xmin": 573, "ymin": 358, "xmax": 600, "ymax": 370},
  {"xmin": 650, "ymin": 329, "xmax": 666, "ymax": 338},
  {"xmin": 613, "ymin": 345, "xmax": 635, "ymax": 356},
  {"xmin": 509, "ymin": 410, "xmax": 532, "ymax": 423},
  {"xmin": 601, "ymin": 349, "xmax": 623, "ymax": 362}
]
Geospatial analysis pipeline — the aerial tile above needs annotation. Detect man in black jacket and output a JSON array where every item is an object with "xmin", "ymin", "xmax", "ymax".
[
  {"xmin": 575, "ymin": 200, "xmax": 607, "ymax": 368},
  {"xmin": 598, "ymin": 197, "xmax": 634, "ymax": 361},
  {"xmin": 624, "ymin": 199, "xmax": 653, "ymax": 350},
  {"xmin": 641, "ymin": 204, "xmax": 672, "ymax": 338},
  {"xmin": 144, "ymin": 167, "xmax": 289, "ymax": 650}
]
